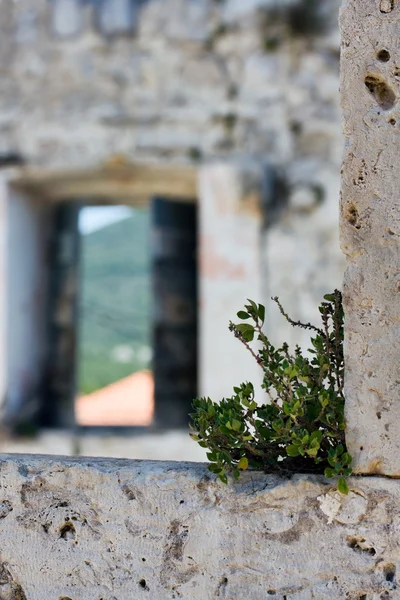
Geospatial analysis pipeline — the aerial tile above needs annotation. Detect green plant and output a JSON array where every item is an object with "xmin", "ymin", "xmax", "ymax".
[{"xmin": 190, "ymin": 290, "xmax": 352, "ymax": 494}]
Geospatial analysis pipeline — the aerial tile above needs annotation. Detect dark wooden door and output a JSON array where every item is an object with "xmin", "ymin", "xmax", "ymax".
[
  {"xmin": 151, "ymin": 197, "xmax": 197, "ymax": 428},
  {"xmin": 41, "ymin": 202, "xmax": 81, "ymax": 428}
]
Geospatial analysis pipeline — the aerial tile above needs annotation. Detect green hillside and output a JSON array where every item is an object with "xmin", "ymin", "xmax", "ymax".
[{"xmin": 77, "ymin": 209, "xmax": 152, "ymax": 394}]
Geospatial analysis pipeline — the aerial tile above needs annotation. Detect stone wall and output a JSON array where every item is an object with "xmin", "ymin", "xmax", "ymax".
[
  {"xmin": 1, "ymin": 0, "xmax": 345, "ymax": 340},
  {"xmin": 0, "ymin": 0, "xmax": 346, "ymax": 415},
  {"xmin": 0, "ymin": 453, "xmax": 399, "ymax": 599},
  {"xmin": 1, "ymin": 0, "xmax": 342, "ymax": 170}
]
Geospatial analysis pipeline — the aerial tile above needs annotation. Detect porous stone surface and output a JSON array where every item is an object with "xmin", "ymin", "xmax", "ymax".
[
  {"xmin": 0, "ymin": 454, "xmax": 399, "ymax": 599},
  {"xmin": 340, "ymin": 0, "xmax": 400, "ymax": 474}
]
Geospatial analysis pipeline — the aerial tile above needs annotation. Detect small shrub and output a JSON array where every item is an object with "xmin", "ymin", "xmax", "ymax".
[{"xmin": 190, "ymin": 290, "xmax": 352, "ymax": 494}]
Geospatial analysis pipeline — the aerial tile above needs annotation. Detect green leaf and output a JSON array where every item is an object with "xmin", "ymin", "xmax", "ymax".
[
  {"xmin": 258, "ymin": 304, "xmax": 265, "ymax": 323},
  {"xmin": 208, "ymin": 404, "xmax": 216, "ymax": 417},
  {"xmin": 310, "ymin": 430, "xmax": 323, "ymax": 443},
  {"xmin": 336, "ymin": 444, "xmax": 344, "ymax": 456},
  {"xmin": 283, "ymin": 402, "xmax": 291, "ymax": 416},
  {"xmin": 237, "ymin": 311, "xmax": 251, "ymax": 320},
  {"xmin": 219, "ymin": 472, "xmax": 228, "ymax": 485},
  {"xmin": 337, "ymin": 477, "xmax": 349, "ymax": 495},
  {"xmin": 208, "ymin": 463, "xmax": 222, "ymax": 474},
  {"xmin": 324, "ymin": 467, "xmax": 335, "ymax": 478},
  {"xmin": 246, "ymin": 299, "xmax": 258, "ymax": 313},
  {"xmin": 231, "ymin": 419, "xmax": 242, "ymax": 432},
  {"xmin": 341, "ymin": 452, "xmax": 352, "ymax": 466},
  {"xmin": 305, "ymin": 447, "xmax": 318, "ymax": 457},
  {"xmin": 238, "ymin": 457, "xmax": 249, "ymax": 470},
  {"xmin": 235, "ymin": 324, "xmax": 255, "ymax": 342},
  {"xmin": 286, "ymin": 445, "xmax": 301, "ymax": 457}
]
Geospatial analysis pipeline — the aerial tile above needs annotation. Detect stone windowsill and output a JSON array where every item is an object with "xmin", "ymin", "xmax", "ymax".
[{"xmin": 0, "ymin": 454, "xmax": 398, "ymax": 599}]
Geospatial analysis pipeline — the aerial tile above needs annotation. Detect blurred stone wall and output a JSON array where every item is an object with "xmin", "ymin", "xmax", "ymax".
[
  {"xmin": 0, "ymin": 0, "xmax": 341, "ymax": 170},
  {"xmin": 0, "ymin": 0, "xmax": 345, "ymax": 358}
]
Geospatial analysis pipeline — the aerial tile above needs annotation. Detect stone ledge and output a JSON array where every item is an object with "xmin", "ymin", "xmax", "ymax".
[{"xmin": 0, "ymin": 454, "xmax": 398, "ymax": 599}]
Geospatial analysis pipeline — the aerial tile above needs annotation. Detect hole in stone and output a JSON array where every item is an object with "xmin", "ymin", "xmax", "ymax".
[
  {"xmin": 377, "ymin": 411, "xmax": 382, "ymax": 419},
  {"xmin": 139, "ymin": 579, "xmax": 149, "ymax": 591},
  {"xmin": 142, "ymin": 557, "xmax": 146, "ymax": 562},
  {"xmin": 377, "ymin": 49, "xmax": 391, "ymax": 62},
  {"xmin": 267, "ymin": 591, "xmax": 277, "ymax": 596},
  {"xmin": 180, "ymin": 500, "xmax": 185, "ymax": 504},
  {"xmin": 347, "ymin": 536, "xmax": 376, "ymax": 556},
  {"xmin": 389, "ymin": 118, "xmax": 397, "ymax": 126},
  {"xmin": 360, "ymin": 446, "xmax": 364, "ymax": 450},
  {"xmin": 387, "ymin": 228, "xmax": 396, "ymax": 235},
  {"xmin": 42, "ymin": 522, "xmax": 51, "ymax": 533},
  {"xmin": 384, "ymin": 563, "xmax": 396, "ymax": 582},
  {"xmin": 217, "ymin": 576, "xmax": 228, "ymax": 593},
  {"xmin": 290, "ymin": 121, "xmax": 303, "ymax": 135},
  {"xmin": 347, "ymin": 204, "xmax": 361, "ymax": 229},
  {"xmin": 365, "ymin": 74, "xmax": 396, "ymax": 110},
  {"xmin": 60, "ymin": 521, "xmax": 76, "ymax": 541}
]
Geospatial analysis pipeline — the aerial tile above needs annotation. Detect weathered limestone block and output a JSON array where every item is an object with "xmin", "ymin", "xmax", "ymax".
[
  {"xmin": 198, "ymin": 162, "xmax": 263, "ymax": 402},
  {"xmin": 0, "ymin": 455, "xmax": 400, "ymax": 599},
  {"xmin": 340, "ymin": 0, "xmax": 400, "ymax": 475}
]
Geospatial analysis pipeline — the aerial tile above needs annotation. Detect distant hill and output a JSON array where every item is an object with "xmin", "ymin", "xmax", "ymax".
[{"xmin": 77, "ymin": 209, "xmax": 152, "ymax": 394}]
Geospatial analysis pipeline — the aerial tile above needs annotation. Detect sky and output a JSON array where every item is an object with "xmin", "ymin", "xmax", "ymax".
[{"xmin": 78, "ymin": 205, "xmax": 134, "ymax": 234}]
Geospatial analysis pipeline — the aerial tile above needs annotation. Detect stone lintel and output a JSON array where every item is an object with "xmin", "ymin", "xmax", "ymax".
[{"xmin": 7, "ymin": 162, "xmax": 198, "ymax": 205}]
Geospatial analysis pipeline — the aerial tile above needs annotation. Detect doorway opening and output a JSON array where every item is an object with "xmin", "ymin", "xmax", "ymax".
[
  {"xmin": 76, "ymin": 204, "xmax": 154, "ymax": 427},
  {"xmin": 40, "ymin": 197, "xmax": 198, "ymax": 431}
]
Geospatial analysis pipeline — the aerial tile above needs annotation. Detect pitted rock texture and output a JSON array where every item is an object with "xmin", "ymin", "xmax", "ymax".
[
  {"xmin": 0, "ymin": 455, "xmax": 399, "ymax": 599},
  {"xmin": 340, "ymin": 0, "xmax": 400, "ymax": 475}
]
